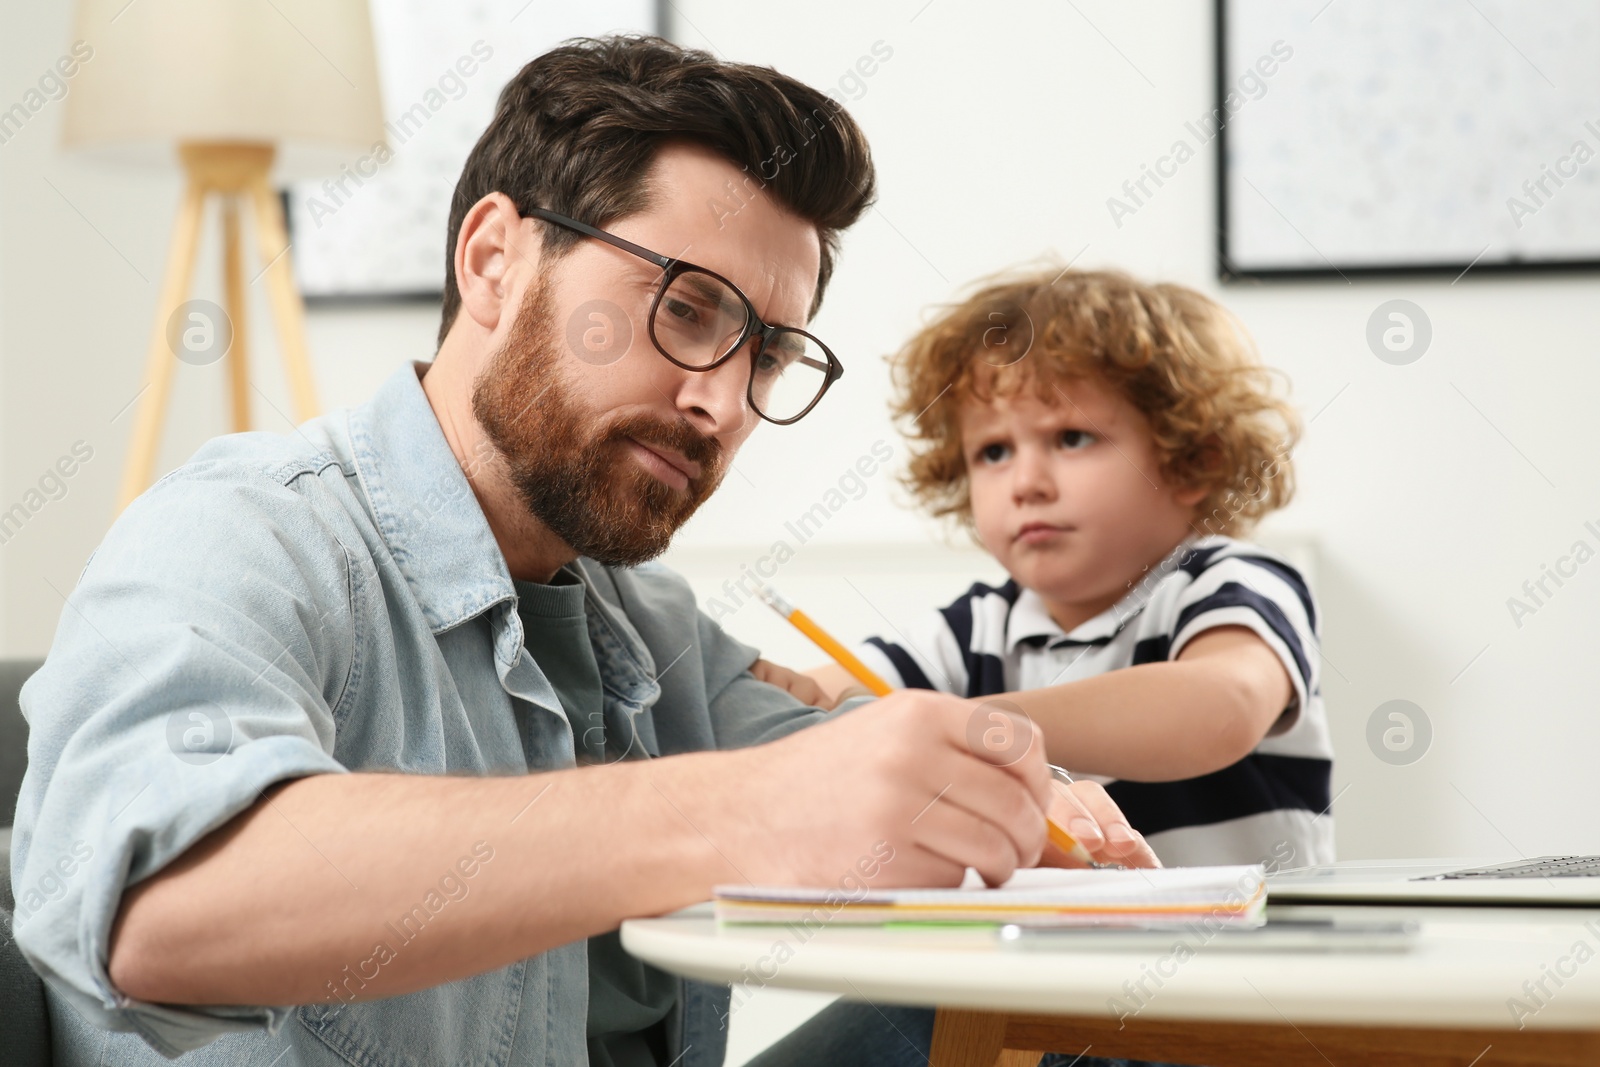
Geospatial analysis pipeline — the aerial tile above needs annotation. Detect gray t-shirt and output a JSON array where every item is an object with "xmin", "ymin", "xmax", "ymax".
[{"xmin": 515, "ymin": 569, "xmax": 678, "ymax": 1067}]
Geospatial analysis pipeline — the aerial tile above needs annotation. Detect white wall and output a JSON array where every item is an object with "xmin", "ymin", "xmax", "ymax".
[
  {"xmin": 5, "ymin": 0, "xmax": 1599, "ymax": 867},
  {"xmin": 0, "ymin": 2, "xmax": 438, "ymax": 645},
  {"xmin": 669, "ymin": 0, "xmax": 1600, "ymax": 869},
  {"xmin": 6, "ymin": 1, "xmax": 1600, "ymax": 1060}
]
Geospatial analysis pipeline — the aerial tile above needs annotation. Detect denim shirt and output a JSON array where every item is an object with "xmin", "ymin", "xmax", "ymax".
[{"xmin": 10, "ymin": 360, "xmax": 829, "ymax": 1066}]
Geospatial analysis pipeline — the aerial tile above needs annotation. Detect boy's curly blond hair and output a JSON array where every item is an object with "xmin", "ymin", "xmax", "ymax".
[{"xmin": 890, "ymin": 268, "xmax": 1300, "ymax": 538}]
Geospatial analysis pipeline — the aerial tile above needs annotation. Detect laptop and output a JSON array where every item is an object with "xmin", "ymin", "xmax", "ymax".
[{"xmin": 1267, "ymin": 855, "xmax": 1600, "ymax": 905}]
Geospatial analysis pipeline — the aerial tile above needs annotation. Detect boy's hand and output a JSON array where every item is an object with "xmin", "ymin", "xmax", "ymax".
[
  {"xmin": 1040, "ymin": 778, "xmax": 1162, "ymax": 869},
  {"xmin": 749, "ymin": 657, "xmax": 839, "ymax": 710},
  {"xmin": 801, "ymin": 662, "xmax": 873, "ymax": 705}
]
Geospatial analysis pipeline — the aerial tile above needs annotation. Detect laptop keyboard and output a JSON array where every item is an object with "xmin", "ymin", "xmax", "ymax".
[{"xmin": 1419, "ymin": 855, "xmax": 1600, "ymax": 880}]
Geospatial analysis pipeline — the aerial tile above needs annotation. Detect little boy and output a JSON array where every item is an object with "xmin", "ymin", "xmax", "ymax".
[{"xmin": 807, "ymin": 268, "xmax": 1333, "ymax": 870}]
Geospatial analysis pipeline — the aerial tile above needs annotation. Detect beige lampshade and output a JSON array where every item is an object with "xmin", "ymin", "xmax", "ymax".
[{"xmin": 61, "ymin": 0, "xmax": 387, "ymax": 180}]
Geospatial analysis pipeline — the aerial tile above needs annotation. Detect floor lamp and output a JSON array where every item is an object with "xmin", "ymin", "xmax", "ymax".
[{"xmin": 59, "ymin": 0, "xmax": 387, "ymax": 514}]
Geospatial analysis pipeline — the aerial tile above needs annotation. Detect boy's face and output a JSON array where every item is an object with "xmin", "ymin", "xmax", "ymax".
[{"xmin": 958, "ymin": 376, "xmax": 1206, "ymax": 629}]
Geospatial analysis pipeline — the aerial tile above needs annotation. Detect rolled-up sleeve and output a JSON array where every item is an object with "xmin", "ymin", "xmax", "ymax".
[{"xmin": 9, "ymin": 462, "xmax": 356, "ymax": 1056}]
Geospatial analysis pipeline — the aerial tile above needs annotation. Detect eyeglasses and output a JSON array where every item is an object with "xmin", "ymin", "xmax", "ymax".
[{"xmin": 518, "ymin": 206, "xmax": 843, "ymax": 425}]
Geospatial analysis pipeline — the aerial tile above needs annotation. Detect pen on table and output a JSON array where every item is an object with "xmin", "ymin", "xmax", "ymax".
[{"xmin": 753, "ymin": 580, "xmax": 1113, "ymax": 870}]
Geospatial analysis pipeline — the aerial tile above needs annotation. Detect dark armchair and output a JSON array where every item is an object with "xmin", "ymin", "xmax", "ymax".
[{"xmin": 1, "ymin": 658, "xmax": 50, "ymax": 1067}]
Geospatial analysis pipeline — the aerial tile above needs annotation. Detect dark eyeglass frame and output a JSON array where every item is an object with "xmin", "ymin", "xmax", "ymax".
[{"xmin": 518, "ymin": 206, "xmax": 844, "ymax": 425}]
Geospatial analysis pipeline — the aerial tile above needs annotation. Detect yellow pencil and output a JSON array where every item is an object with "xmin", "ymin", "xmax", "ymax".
[
  {"xmin": 753, "ymin": 581, "xmax": 1109, "ymax": 869},
  {"xmin": 754, "ymin": 582, "xmax": 893, "ymax": 696},
  {"xmin": 1046, "ymin": 821, "xmax": 1098, "ymax": 866},
  {"xmin": 1047, "ymin": 765, "xmax": 1116, "ymax": 869}
]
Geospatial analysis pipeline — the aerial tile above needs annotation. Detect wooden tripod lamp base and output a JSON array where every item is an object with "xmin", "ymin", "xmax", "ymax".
[{"xmin": 115, "ymin": 140, "xmax": 320, "ymax": 514}]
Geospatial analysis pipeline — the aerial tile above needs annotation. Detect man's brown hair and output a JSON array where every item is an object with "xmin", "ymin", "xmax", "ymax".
[
  {"xmin": 891, "ymin": 268, "xmax": 1301, "ymax": 538},
  {"xmin": 438, "ymin": 35, "xmax": 876, "ymax": 348}
]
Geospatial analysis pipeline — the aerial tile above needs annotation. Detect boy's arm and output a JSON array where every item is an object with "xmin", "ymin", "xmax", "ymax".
[
  {"xmin": 750, "ymin": 658, "xmax": 842, "ymax": 710},
  {"xmin": 1000, "ymin": 625, "xmax": 1293, "ymax": 781},
  {"xmin": 801, "ymin": 661, "xmax": 864, "ymax": 703}
]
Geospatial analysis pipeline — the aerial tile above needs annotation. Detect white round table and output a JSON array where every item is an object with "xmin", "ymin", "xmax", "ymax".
[{"xmin": 623, "ymin": 901, "xmax": 1600, "ymax": 1066}]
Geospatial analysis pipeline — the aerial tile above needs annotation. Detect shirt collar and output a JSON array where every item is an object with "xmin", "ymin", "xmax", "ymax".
[
  {"xmin": 347, "ymin": 361, "xmax": 663, "ymax": 744},
  {"xmin": 1004, "ymin": 535, "xmax": 1205, "ymax": 651},
  {"xmin": 348, "ymin": 360, "xmax": 516, "ymax": 636},
  {"xmin": 1004, "ymin": 578, "xmax": 1150, "ymax": 651}
]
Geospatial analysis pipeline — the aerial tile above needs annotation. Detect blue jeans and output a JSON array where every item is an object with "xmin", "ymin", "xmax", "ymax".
[
  {"xmin": 742, "ymin": 1001, "xmax": 1197, "ymax": 1067},
  {"xmin": 742, "ymin": 1001, "xmax": 935, "ymax": 1067}
]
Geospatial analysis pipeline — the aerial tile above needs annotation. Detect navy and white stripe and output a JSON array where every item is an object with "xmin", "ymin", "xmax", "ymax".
[{"xmin": 856, "ymin": 536, "xmax": 1334, "ymax": 868}]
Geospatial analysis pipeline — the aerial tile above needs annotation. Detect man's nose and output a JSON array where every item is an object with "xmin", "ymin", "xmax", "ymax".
[{"xmin": 668, "ymin": 344, "xmax": 753, "ymax": 438}]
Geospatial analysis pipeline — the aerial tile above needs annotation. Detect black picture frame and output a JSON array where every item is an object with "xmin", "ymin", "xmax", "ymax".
[
  {"xmin": 286, "ymin": 0, "xmax": 667, "ymax": 307},
  {"xmin": 1214, "ymin": 0, "xmax": 1600, "ymax": 284}
]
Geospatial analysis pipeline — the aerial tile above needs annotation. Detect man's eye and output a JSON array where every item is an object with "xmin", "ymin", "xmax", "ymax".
[
  {"xmin": 978, "ymin": 443, "xmax": 1010, "ymax": 464},
  {"xmin": 1060, "ymin": 430, "xmax": 1094, "ymax": 450},
  {"xmin": 663, "ymin": 298, "xmax": 697, "ymax": 322}
]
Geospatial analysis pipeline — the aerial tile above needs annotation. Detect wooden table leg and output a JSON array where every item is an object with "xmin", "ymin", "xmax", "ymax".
[
  {"xmin": 930, "ymin": 1006, "xmax": 1600, "ymax": 1066},
  {"xmin": 1000, "ymin": 1011, "xmax": 1600, "ymax": 1067},
  {"xmin": 930, "ymin": 1009, "xmax": 1042, "ymax": 1067}
]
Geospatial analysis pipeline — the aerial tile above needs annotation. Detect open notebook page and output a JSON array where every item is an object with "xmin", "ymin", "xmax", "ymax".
[{"xmin": 714, "ymin": 865, "xmax": 1267, "ymax": 928}]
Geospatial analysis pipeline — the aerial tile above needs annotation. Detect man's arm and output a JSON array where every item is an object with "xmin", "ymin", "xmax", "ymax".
[
  {"xmin": 110, "ymin": 759, "xmax": 718, "ymax": 1005},
  {"xmin": 109, "ymin": 689, "xmax": 1069, "ymax": 1007}
]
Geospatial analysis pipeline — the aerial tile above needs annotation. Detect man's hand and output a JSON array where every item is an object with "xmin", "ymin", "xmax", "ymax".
[
  {"xmin": 749, "ymin": 657, "xmax": 840, "ymax": 710},
  {"xmin": 1040, "ymin": 778, "xmax": 1161, "ymax": 869},
  {"xmin": 699, "ymin": 689, "xmax": 1053, "ymax": 889}
]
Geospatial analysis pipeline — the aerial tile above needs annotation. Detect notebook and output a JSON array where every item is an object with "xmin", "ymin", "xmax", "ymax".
[{"xmin": 714, "ymin": 865, "xmax": 1267, "ymax": 928}]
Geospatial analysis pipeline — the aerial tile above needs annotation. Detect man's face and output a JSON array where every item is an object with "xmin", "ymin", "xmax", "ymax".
[
  {"xmin": 472, "ymin": 143, "xmax": 822, "ymax": 566},
  {"xmin": 959, "ymin": 375, "xmax": 1203, "ymax": 625}
]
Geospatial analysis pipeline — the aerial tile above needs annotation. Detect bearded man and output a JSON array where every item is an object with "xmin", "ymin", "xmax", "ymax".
[{"xmin": 10, "ymin": 35, "xmax": 1154, "ymax": 1067}]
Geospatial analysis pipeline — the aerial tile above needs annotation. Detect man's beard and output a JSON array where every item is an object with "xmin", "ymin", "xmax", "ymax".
[{"xmin": 471, "ymin": 278, "xmax": 726, "ymax": 568}]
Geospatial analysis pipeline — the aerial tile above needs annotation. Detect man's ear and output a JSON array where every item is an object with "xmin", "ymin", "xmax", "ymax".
[{"xmin": 454, "ymin": 192, "xmax": 538, "ymax": 332}]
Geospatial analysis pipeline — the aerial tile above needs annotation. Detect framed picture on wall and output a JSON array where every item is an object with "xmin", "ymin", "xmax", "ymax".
[
  {"xmin": 285, "ymin": 0, "xmax": 662, "ymax": 303},
  {"xmin": 1216, "ymin": 0, "xmax": 1600, "ymax": 280}
]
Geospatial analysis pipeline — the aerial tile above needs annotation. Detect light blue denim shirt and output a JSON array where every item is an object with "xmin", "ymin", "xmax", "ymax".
[{"xmin": 10, "ymin": 360, "xmax": 830, "ymax": 1065}]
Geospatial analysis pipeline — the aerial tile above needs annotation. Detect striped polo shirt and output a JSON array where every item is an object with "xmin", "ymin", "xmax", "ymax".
[{"xmin": 855, "ymin": 536, "xmax": 1334, "ymax": 869}]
